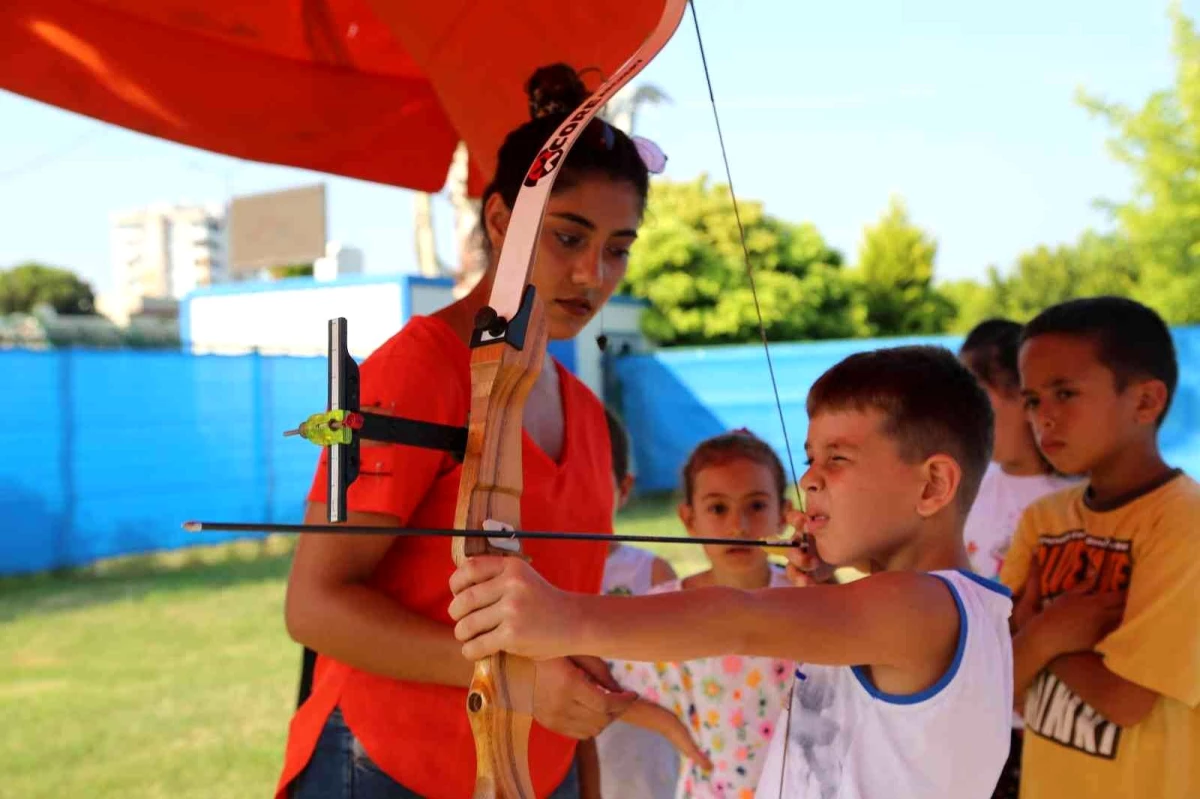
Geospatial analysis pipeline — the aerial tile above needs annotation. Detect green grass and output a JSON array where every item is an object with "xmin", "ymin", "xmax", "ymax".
[{"xmin": 0, "ymin": 494, "xmax": 689, "ymax": 798}]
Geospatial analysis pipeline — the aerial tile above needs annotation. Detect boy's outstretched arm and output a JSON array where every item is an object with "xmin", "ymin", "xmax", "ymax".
[{"xmin": 449, "ymin": 556, "xmax": 960, "ymax": 678}]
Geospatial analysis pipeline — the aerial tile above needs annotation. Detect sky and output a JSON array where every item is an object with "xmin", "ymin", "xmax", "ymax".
[{"xmin": 0, "ymin": 0, "xmax": 1191, "ymax": 298}]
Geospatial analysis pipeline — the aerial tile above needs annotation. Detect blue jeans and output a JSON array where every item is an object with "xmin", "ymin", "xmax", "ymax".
[{"xmin": 290, "ymin": 708, "xmax": 580, "ymax": 799}]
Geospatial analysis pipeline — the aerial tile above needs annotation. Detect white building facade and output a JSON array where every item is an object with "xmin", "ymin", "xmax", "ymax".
[
  {"xmin": 109, "ymin": 203, "xmax": 228, "ymax": 318},
  {"xmin": 180, "ymin": 274, "xmax": 649, "ymax": 398}
]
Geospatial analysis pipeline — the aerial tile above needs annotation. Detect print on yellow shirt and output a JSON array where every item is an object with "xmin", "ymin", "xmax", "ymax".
[
  {"xmin": 1000, "ymin": 473, "xmax": 1200, "ymax": 799},
  {"xmin": 1022, "ymin": 529, "xmax": 1132, "ymax": 759}
]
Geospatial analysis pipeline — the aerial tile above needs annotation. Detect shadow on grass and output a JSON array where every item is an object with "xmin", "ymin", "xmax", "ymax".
[{"xmin": 0, "ymin": 537, "xmax": 296, "ymax": 624}]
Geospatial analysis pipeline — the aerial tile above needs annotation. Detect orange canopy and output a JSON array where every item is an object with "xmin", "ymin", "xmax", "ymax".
[{"xmin": 0, "ymin": 0, "xmax": 665, "ymax": 195}]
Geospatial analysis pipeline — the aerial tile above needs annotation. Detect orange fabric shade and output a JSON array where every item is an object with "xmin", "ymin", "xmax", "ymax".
[{"xmin": 0, "ymin": 0, "xmax": 665, "ymax": 195}]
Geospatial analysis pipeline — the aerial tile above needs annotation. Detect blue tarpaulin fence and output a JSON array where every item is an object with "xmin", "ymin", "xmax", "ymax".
[
  {"xmin": 3, "ymin": 327, "xmax": 1198, "ymax": 575},
  {"xmin": 3, "ymin": 348, "xmax": 324, "ymax": 575},
  {"xmin": 1, "ymin": 340, "xmax": 577, "ymax": 576},
  {"xmin": 612, "ymin": 326, "xmax": 1200, "ymax": 494}
]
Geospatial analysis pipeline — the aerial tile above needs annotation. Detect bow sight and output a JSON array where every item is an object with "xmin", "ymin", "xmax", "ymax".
[{"xmin": 283, "ymin": 317, "xmax": 468, "ymax": 523}]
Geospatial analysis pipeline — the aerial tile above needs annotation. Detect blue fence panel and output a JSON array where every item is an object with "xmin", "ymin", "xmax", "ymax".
[
  {"xmin": 4, "ymin": 324, "xmax": 1198, "ymax": 575},
  {"xmin": 2, "ymin": 350, "xmax": 69, "ymax": 573},
  {"xmin": 262, "ymin": 354, "xmax": 329, "ymax": 525},
  {"xmin": 1161, "ymin": 327, "xmax": 1200, "ymax": 477},
  {"xmin": 0, "ymin": 340, "xmax": 583, "ymax": 576},
  {"xmin": 1, "ymin": 349, "xmax": 331, "ymax": 575},
  {"xmin": 614, "ymin": 327, "xmax": 1200, "ymax": 493}
]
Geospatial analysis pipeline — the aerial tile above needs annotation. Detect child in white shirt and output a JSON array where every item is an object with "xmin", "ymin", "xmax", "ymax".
[
  {"xmin": 959, "ymin": 319, "xmax": 1078, "ymax": 581},
  {"xmin": 608, "ymin": 429, "xmax": 797, "ymax": 798}
]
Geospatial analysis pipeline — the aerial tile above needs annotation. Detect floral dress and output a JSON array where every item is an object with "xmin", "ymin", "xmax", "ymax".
[{"xmin": 609, "ymin": 568, "xmax": 795, "ymax": 799}]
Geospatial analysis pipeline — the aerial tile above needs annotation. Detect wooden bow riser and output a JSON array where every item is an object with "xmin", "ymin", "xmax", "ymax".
[{"xmin": 453, "ymin": 297, "xmax": 548, "ymax": 799}]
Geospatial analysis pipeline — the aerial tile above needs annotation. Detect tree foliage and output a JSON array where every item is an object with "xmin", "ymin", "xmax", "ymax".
[
  {"xmin": 853, "ymin": 195, "xmax": 956, "ymax": 336},
  {"xmin": 939, "ymin": 4, "xmax": 1200, "ymax": 332},
  {"xmin": 946, "ymin": 231, "xmax": 1140, "ymax": 331},
  {"xmin": 623, "ymin": 176, "xmax": 867, "ymax": 346},
  {"xmin": 1073, "ymin": 1, "xmax": 1200, "ymax": 323},
  {"xmin": 0, "ymin": 262, "xmax": 96, "ymax": 316}
]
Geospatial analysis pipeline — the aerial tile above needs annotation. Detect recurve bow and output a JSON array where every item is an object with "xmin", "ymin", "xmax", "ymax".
[{"xmin": 445, "ymin": 2, "xmax": 689, "ymax": 795}]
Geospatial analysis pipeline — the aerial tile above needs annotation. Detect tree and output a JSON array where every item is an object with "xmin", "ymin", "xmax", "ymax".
[
  {"xmin": 268, "ymin": 263, "xmax": 314, "ymax": 279},
  {"xmin": 0, "ymin": 262, "xmax": 95, "ymax": 315},
  {"xmin": 993, "ymin": 231, "xmax": 1138, "ymax": 321},
  {"xmin": 941, "ymin": 275, "xmax": 1004, "ymax": 333},
  {"xmin": 622, "ymin": 176, "xmax": 866, "ymax": 345},
  {"xmin": 942, "ymin": 231, "xmax": 1140, "ymax": 332},
  {"xmin": 603, "ymin": 82, "xmax": 671, "ymax": 137},
  {"xmin": 853, "ymin": 195, "xmax": 955, "ymax": 336},
  {"xmin": 1076, "ymin": 2, "xmax": 1200, "ymax": 323}
]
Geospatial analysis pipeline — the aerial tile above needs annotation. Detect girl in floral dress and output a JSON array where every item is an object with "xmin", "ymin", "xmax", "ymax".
[{"xmin": 608, "ymin": 429, "xmax": 796, "ymax": 798}]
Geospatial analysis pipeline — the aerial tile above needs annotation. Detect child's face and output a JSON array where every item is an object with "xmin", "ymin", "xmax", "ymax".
[
  {"xmin": 1019, "ymin": 333, "xmax": 1152, "ymax": 476},
  {"xmin": 679, "ymin": 458, "xmax": 787, "ymax": 575},
  {"xmin": 799, "ymin": 408, "xmax": 931, "ymax": 567}
]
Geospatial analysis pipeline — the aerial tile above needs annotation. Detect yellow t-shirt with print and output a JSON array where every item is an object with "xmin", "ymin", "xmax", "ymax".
[{"xmin": 999, "ymin": 470, "xmax": 1200, "ymax": 799}]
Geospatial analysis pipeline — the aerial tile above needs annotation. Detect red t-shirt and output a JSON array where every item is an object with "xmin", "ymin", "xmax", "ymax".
[{"xmin": 275, "ymin": 316, "xmax": 614, "ymax": 799}]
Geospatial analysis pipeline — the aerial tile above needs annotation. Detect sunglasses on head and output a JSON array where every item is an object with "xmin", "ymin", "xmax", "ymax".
[{"xmin": 583, "ymin": 118, "xmax": 667, "ymax": 174}]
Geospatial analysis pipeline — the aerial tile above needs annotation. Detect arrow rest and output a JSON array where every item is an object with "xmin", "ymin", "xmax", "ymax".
[{"xmin": 471, "ymin": 285, "xmax": 538, "ymax": 350}]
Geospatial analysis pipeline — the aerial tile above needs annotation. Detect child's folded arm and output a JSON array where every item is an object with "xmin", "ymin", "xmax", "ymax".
[
  {"xmin": 1094, "ymin": 518, "xmax": 1200, "ymax": 711},
  {"xmin": 1012, "ymin": 616, "xmax": 1059, "ymax": 697},
  {"xmin": 1049, "ymin": 652, "xmax": 1159, "ymax": 727}
]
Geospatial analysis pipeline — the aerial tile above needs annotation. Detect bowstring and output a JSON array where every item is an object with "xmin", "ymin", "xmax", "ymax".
[{"xmin": 688, "ymin": 2, "xmax": 802, "ymax": 795}]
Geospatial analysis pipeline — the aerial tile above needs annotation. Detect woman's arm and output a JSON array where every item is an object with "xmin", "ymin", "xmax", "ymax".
[
  {"xmin": 286, "ymin": 504, "xmax": 637, "ymax": 738},
  {"xmin": 285, "ymin": 502, "xmax": 474, "ymax": 687},
  {"xmin": 574, "ymin": 738, "xmax": 601, "ymax": 799}
]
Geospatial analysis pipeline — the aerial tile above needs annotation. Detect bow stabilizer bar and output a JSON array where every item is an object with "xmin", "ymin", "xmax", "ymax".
[{"xmin": 283, "ymin": 318, "xmax": 468, "ymax": 522}]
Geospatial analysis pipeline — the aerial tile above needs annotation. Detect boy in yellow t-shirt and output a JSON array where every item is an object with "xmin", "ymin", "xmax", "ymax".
[{"xmin": 999, "ymin": 296, "xmax": 1200, "ymax": 798}]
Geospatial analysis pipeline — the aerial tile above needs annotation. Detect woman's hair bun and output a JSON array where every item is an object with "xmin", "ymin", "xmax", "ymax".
[{"xmin": 526, "ymin": 64, "xmax": 590, "ymax": 121}]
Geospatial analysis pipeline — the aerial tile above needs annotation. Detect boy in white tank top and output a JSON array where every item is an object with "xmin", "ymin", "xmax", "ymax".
[{"xmin": 450, "ymin": 346, "xmax": 1015, "ymax": 798}]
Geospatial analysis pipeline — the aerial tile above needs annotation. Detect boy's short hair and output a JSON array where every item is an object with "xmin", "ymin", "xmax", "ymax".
[
  {"xmin": 604, "ymin": 406, "xmax": 632, "ymax": 483},
  {"xmin": 807, "ymin": 345, "xmax": 994, "ymax": 511},
  {"xmin": 1021, "ymin": 296, "xmax": 1178, "ymax": 426}
]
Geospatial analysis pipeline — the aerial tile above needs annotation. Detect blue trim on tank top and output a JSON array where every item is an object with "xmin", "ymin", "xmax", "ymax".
[{"xmin": 850, "ymin": 573, "xmax": 968, "ymax": 705}]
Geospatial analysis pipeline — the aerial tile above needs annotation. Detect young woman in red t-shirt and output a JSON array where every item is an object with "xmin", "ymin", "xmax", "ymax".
[{"xmin": 278, "ymin": 65, "xmax": 654, "ymax": 799}]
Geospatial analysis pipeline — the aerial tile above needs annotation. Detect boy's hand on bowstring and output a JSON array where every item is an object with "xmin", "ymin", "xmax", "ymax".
[
  {"xmin": 449, "ymin": 555, "xmax": 579, "ymax": 661},
  {"xmin": 783, "ymin": 508, "xmax": 836, "ymax": 587}
]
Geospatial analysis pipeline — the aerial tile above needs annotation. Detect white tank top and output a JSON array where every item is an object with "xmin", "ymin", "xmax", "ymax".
[
  {"xmin": 600, "ymin": 543, "xmax": 657, "ymax": 596},
  {"xmin": 597, "ymin": 545, "xmax": 679, "ymax": 798},
  {"xmin": 754, "ymin": 570, "xmax": 1014, "ymax": 799}
]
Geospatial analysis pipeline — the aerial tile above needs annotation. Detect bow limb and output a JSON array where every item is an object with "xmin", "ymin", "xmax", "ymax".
[{"xmin": 450, "ymin": 2, "xmax": 688, "ymax": 796}]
